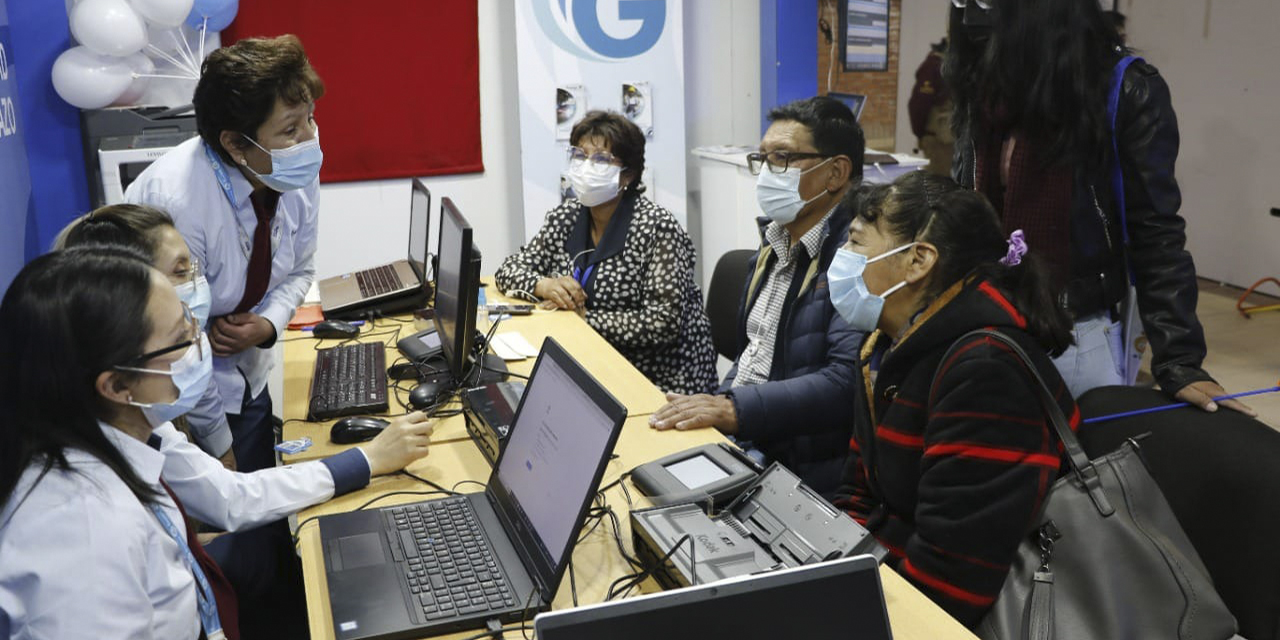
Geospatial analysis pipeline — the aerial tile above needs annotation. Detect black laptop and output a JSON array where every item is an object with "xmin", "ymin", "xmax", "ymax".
[
  {"xmin": 318, "ymin": 337, "xmax": 627, "ymax": 640},
  {"xmin": 533, "ymin": 555, "xmax": 893, "ymax": 640}
]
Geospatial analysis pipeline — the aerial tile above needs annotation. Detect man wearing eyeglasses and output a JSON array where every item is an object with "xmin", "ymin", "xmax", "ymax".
[{"xmin": 651, "ymin": 96, "xmax": 865, "ymax": 495}]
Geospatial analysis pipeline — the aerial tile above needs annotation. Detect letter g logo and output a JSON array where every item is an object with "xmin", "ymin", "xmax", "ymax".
[{"xmin": 533, "ymin": 0, "xmax": 666, "ymax": 61}]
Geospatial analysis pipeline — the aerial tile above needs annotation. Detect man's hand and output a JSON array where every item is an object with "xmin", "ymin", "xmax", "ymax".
[
  {"xmin": 359, "ymin": 411, "xmax": 434, "ymax": 476},
  {"xmin": 649, "ymin": 393, "xmax": 739, "ymax": 434},
  {"xmin": 217, "ymin": 448, "xmax": 237, "ymax": 471},
  {"xmin": 209, "ymin": 313, "xmax": 275, "ymax": 356},
  {"xmin": 1174, "ymin": 380, "xmax": 1257, "ymax": 417},
  {"xmin": 534, "ymin": 276, "xmax": 586, "ymax": 311}
]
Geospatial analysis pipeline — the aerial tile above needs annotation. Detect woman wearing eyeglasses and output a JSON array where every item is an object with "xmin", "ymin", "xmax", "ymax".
[
  {"xmin": 0, "ymin": 248, "xmax": 433, "ymax": 639},
  {"xmin": 495, "ymin": 110, "xmax": 718, "ymax": 396}
]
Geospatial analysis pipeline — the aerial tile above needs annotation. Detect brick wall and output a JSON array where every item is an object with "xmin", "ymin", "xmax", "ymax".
[{"xmin": 817, "ymin": 0, "xmax": 901, "ymax": 150}]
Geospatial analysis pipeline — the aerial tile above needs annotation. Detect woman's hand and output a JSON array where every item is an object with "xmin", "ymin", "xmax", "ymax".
[
  {"xmin": 534, "ymin": 276, "xmax": 586, "ymax": 310},
  {"xmin": 359, "ymin": 411, "xmax": 434, "ymax": 476}
]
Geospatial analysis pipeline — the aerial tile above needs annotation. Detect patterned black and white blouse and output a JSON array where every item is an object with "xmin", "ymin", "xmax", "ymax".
[{"xmin": 494, "ymin": 192, "xmax": 719, "ymax": 395}]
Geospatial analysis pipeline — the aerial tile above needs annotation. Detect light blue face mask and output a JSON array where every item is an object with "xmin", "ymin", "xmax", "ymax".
[
  {"xmin": 755, "ymin": 157, "xmax": 832, "ymax": 224},
  {"xmin": 174, "ymin": 275, "xmax": 212, "ymax": 330},
  {"xmin": 828, "ymin": 242, "xmax": 917, "ymax": 332},
  {"xmin": 242, "ymin": 127, "xmax": 323, "ymax": 192},
  {"xmin": 119, "ymin": 333, "xmax": 214, "ymax": 428}
]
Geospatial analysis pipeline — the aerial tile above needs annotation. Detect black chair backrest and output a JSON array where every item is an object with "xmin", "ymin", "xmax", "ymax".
[
  {"xmin": 706, "ymin": 249, "xmax": 756, "ymax": 361},
  {"xmin": 1078, "ymin": 386, "xmax": 1280, "ymax": 640}
]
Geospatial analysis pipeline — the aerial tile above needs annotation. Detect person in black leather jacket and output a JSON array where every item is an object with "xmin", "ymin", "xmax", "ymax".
[{"xmin": 944, "ymin": 0, "xmax": 1253, "ymax": 416}]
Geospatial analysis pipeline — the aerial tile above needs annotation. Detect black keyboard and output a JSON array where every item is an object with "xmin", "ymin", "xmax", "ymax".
[
  {"xmin": 355, "ymin": 264, "xmax": 405, "ymax": 298},
  {"xmin": 390, "ymin": 498, "xmax": 515, "ymax": 620},
  {"xmin": 307, "ymin": 342, "xmax": 389, "ymax": 421}
]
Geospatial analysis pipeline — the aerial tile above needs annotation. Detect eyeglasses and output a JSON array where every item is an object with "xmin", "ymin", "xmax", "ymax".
[
  {"xmin": 951, "ymin": 0, "xmax": 993, "ymax": 9},
  {"xmin": 179, "ymin": 257, "xmax": 202, "ymax": 287},
  {"xmin": 746, "ymin": 151, "xmax": 833, "ymax": 175},
  {"xmin": 566, "ymin": 147, "xmax": 622, "ymax": 171},
  {"xmin": 116, "ymin": 302, "xmax": 203, "ymax": 371}
]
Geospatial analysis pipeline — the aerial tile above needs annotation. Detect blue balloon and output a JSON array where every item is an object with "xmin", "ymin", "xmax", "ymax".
[{"xmin": 185, "ymin": 0, "xmax": 238, "ymax": 32}]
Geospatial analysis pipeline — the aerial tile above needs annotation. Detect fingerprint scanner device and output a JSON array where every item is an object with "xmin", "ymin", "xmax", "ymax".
[
  {"xmin": 462, "ymin": 381, "xmax": 527, "ymax": 465},
  {"xmin": 630, "ymin": 463, "xmax": 884, "ymax": 589},
  {"xmin": 631, "ymin": 443, "xmax": 763, "ymax": 511},
  {"xmin": 396, "ymin": 327, "xmax": 443, "ymax": 363}
]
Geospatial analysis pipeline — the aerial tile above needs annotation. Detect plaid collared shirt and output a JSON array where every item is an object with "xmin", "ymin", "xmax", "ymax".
[{"xmin": 733, "ymin": 208, "xmax": 835, "ymax": 388}]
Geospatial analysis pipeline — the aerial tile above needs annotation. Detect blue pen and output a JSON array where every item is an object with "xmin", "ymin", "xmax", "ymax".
[{"xmin": 1081, "ymin": 383, "xmax": 1280, "ymax": 424}]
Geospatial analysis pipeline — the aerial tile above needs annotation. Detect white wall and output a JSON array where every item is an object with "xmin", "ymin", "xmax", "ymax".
[
  {"xmin": 1120, "ymin": 0, "xmax": 1280, "ymax": 287},
  {"xmin": 894, "ymin": 3, "xmax": 949, "ymax": 155},
  {"xmin": 683, "ymin": 0, "xmax": 761, "ymax": 282},
  {"xmin": 314, "ymin": 0, "xmax": 523, "ymax": 279}
]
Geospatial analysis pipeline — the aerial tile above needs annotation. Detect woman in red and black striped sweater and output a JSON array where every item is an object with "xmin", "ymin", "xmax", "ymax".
[{"xmin": 830, "ymin": 172, "xmax": 1078, "ymax": 627}]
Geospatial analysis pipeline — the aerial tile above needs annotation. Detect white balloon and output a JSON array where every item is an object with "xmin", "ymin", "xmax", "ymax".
[
  {"xmin": 70, "ymin": 0, "xmax": 148, "ymax": 57},
  {"xmin": 113, "ymin": 52, "xmax": 155, "ymax": 106},
  {"xmin": 130, "ymin": 0, "xmax": 194, "ymax": 28},
  {"xmin": 51, "ymin": 46, "xmax": 134, "ymax": 109}
]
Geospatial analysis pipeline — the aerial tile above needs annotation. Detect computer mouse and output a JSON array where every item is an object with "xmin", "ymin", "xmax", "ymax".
[
  {"xmin": 408, "ymin": 381, "xmax": 449, "ymax": 411},
  {"xmin": 330, "ymin": 416, "xmax": 389, "ymax": 444},
  {"xmin": 313, "ymin": 320, "xmax": 359, "ymax": 340}
]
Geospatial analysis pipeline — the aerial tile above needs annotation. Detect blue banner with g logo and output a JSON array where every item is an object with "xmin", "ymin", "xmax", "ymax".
[{"xmin": 535, "ymin": 0, "xmax": 666, "ymax": 61}]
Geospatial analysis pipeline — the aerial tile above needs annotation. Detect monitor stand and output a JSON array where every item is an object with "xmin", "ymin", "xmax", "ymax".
[{"xmin": 415, "ymin": 345, "xmax": 508, "ymax": 388}]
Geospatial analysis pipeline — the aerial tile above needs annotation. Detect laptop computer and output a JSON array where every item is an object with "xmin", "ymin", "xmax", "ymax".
[
  {"xmin": 533, "ymin": 555, "xmax": 893, "ymax": 640},
  {"xmin": 320, "ymin": 178, "xmax": 433, "ymax": 319},
  {"xmin": 318, "ymin": 337, "xmax": 628, "ymax": 640}
]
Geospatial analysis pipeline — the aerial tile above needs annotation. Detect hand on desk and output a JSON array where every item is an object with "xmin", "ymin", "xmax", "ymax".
[
  {"xmin": 360, "ymin": 411, "xmax": 434, "ymax": 476},
  {"xmin": 650, "ymin": 393, "xmax": 739, "ymax": 435},
  {"xmin": 535, "ymin": 276, "xmax": 586, "ymax": 311},
  {"xmin": 210, "ymin": 313, "xmax": 276, "ymax": 356}
]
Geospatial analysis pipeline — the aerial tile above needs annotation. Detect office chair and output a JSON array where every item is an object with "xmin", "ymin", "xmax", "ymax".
[
  {"xmin": 706, "ymin": 249, "xmax": 756, "ymax": 361},
  {"xmin": 1078, "ymin": 386, "xmax": 1280, "ymax": 640}
]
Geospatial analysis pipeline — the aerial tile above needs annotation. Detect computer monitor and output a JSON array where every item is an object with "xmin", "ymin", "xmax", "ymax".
[
  {"xmin": 434, "ymin": 197, "xmax": 482, "ymax": 381},
  {"xmin": 828, "ymin": 92, "xmax": 867, "ymax": 122},
  {"xmin": 408, "ymin": 178, "xmax": 432, "ymax": 284}
]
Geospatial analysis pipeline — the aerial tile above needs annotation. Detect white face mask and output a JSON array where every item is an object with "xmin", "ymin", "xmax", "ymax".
[
  {"xmin": 567, "ymin": 161, "xmax": 622, "ymax": 207},
  {"xmin": 755, "ymin": 157, "xmax": 832, "ymax": 224},
  {"xmin": 117, "ymin": 333, "xmax": 214, "ymax": 428}
]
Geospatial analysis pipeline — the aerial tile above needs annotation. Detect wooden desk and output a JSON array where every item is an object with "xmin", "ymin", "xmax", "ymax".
[{"xmin": 283, "ymin": 293, "xmax": 977, "ymax": 640}]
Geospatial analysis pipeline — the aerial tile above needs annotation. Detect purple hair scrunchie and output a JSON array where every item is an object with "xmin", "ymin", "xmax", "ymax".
[{"xmin": 1000, "ymin": 229, "xmax": 1028, "ymax": 267}]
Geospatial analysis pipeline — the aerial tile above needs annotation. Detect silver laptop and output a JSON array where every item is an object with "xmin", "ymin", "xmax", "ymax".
[
  {"xmin": 318, "ymin": 337, "xmax": 628, "ymax": 640},
  {"xmin": 534, "ymin": 555, "xmax": 893, "ymax": 640},
  {"xmin": 319, "ymin": 178, "xmax": 431, "ymax": 317}
]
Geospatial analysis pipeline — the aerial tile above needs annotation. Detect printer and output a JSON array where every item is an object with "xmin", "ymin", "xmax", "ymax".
[{"xmin": 81, "ymin": 106, "xmax": 199, "ymax": 208}]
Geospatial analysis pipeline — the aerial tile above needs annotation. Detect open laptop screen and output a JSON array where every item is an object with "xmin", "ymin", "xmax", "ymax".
[
  {"xmin": 534, "ymin": 555, "xmax": 892, "ymax": 640},
  {"xmin": 407, "ymin": 178, "xmax": 430, "ymax": 279}
]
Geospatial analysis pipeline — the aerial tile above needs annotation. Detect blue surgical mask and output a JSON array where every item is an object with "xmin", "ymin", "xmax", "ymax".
[
  {"xmin": 755, "ymin": 158, "xmax": 833, "ymax": 224},
  {"xmin": 242, "ymin": 127, "xmax": 323, "ymax": 192},
  {"xmin": 120, "ymin": 333, "xmax": 214, "ymax": 428},
  {"xmin": 174, "ymin": 275, "xmax": 212, "ymax": 330},
  {"xmin": 828, "ymin": 243, "xmax": 917, "ymax": 332}
]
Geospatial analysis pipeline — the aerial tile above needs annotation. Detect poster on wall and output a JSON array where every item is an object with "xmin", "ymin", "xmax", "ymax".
[
  {"xmin": 842, "ymin": 0, "xmax": 890, "ymax": 72},
  {"xmin": 0, "ymin": 0, "xmax": 33, "ymax": 293},
  {"xmin": 515, "ymin": 0, "xmax": 687, "ymax": 238}
]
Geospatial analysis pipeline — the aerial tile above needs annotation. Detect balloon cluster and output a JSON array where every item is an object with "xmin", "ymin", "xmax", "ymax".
[{"xmin": 51, "ymin": 0, "xmax": 238, "ymax": 109}]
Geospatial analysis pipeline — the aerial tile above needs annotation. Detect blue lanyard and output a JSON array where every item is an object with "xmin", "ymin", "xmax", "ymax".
[
  {"xmin": 203, "ymin": 143, "xmax": 256, "ymax": 259},
  {"xmin": 149, "ymin": 502, "xmax": 225, "ymax": 640},
  {"xmin": 572, "ymin": 263, "xmax": 595, "ymax": 287}
]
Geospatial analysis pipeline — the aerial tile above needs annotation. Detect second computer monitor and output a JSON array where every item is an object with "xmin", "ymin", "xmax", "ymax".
[{"xmin": 434, "ymin": 197, "xmax": 482, "ymax": 382}]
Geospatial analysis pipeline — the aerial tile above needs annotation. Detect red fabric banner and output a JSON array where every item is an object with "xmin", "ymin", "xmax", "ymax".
[{"xmin": 223, "ymin": 1, "xmax": 482, "ymax": 183}]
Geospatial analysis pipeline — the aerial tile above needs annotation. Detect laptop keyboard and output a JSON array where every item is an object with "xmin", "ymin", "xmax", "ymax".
[
  {"xmin": 355, "ymin": 264, "xmax": 406, "ymax": 298},
  {"xmin": 391, "ymin": 498, "xmax": 516, "ymax": 621}
]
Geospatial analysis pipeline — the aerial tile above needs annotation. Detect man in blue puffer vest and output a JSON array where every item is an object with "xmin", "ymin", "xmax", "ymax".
[{"xmin": 651, "ymin": 96, "xmax": 865, "ymax": 495}]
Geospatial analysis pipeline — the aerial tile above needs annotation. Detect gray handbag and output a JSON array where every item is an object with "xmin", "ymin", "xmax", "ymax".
[{"xmin": 948, "ymin": 330, "xmax": 1240, "ymax": 640}]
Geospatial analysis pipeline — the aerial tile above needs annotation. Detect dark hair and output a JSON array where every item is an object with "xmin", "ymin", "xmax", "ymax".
[
  {"xmin": 1104, "ymin": 10, "xmax": 1127, "ymax": 31},
  {"xmin": 53, "ymin": 204, "xmax": 175, "ymax": 261},
  {"xmin": 854, "ymin": 172, "xmax": 1072, "ymax": 355},
  {"xmin": 194, "ymin": 34, "xmax": 326, "ymax": 163},
  {"xmin": 0, "ymin": 247, "xmax": 161, "ymax": 511},
  {"xmin": 767, "ymin": 96, "xmax": 866, "ymax": 176},
  {"xmin": 944, "ymin": 0, "xmax": 1127, "ymax": 166},
  {"xmin": 570, "ymin": 110, "xmax": 647, "ymax": 195}
]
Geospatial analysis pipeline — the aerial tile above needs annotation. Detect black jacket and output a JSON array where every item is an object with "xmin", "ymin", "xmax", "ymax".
[
  {"xmin": 954, "ymin": 60, "xmax": 1211, "ymax": 395},
  {"xmin": 719, "ymin": 204, "xmax": 863, "ymax": 495}
]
